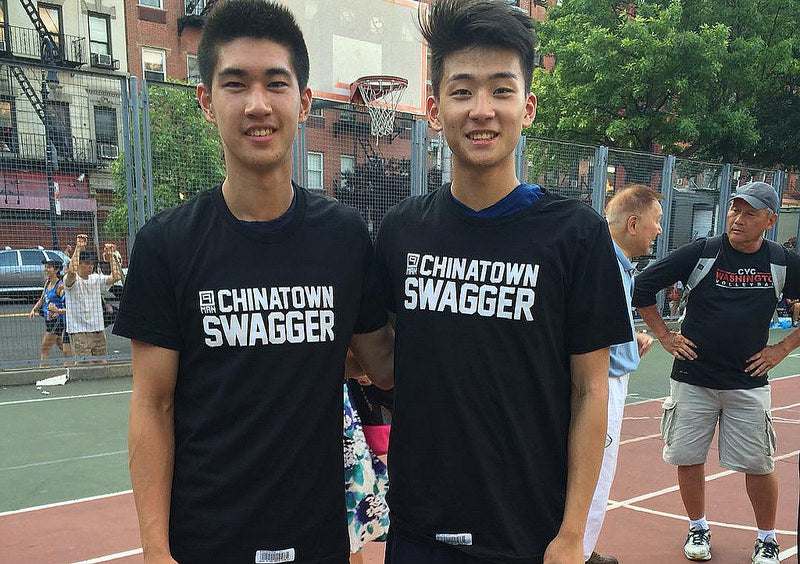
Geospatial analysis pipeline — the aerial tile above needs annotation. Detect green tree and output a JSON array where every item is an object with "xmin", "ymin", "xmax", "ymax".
[
  {"xmin": 528, "ymin": 0, "xmax": 800, "ymax": 168},
  {"xmin": 105, "ymin": 84, "xmax": 225, "ymax": 237}
]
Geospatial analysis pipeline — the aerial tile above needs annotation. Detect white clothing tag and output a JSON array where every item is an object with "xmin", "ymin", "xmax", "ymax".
[
  {"xmin": 435, "ymin": 533, "xmax": 473, "ymax": 546},
  {"xmin": 255, "ymin": 548, "xmax": 295, "ymax": 563}
]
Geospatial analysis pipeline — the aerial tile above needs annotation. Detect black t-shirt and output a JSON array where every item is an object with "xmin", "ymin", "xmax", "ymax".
[
  {"xmin": 375, "ymin": 185, "xmax": 632, "ymax": 563},
  {"xmin": 632, "ymin": 235, "xmax": 800, "ymax": 389},
  {"xmin": 114, "ymin": 185, "xmax": 386, "ymax": 564}
]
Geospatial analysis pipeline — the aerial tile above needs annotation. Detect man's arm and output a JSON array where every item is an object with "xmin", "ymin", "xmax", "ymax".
[
  {"xmin": 636, "ymin": 304, "xmax": 697, "ymax": 361},
  {"xmin": 104, "ymin": 243, "xmax": 122, "ymax": 285},
  {"xmin": 348, "ymin": 322, "xmax": 394, "ymax": 390},
  {"xmin": 544, "ymin": 347, "xmax": 610, "ymax": 564},
  {"xmin": 746, "ymin": 327, "xmax": 800, "ymax": 376},
  {"xmin": 128, "ymin": 339, "xmax": 179, "ymax": 564},
  {"xmin": 65, "ymin": 235, "xmax": 86, "ymax": 287}
]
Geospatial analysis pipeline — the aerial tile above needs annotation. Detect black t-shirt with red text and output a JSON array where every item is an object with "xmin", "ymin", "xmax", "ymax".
[
  {"xmin": 632, "ymin": 235, "xmax": 800, "ymax": 389},
  {"xmin": 114, "ymin": 185, "xmax": 386, "ymax": 563}
]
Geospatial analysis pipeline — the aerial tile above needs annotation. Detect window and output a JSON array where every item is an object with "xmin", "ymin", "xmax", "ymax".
[
  {"xmin": 47, "ymin": 101, "xmax": 73, "ymax": 159},
  {"xmin": 138, "ymin": 0, "xmax": 163, "ymax": 8},
  {"xmin": 38, "ymin": 3, "xmax": 63, "ymax": 54},
  {"xmin": 94, "ymin": 106, "xmax": 118, "ymax": 158},
  {"xmin": 0, "ymin": 97, "xmax": 17, "ymax": 153},
  {"xmin": 0, "ymin": 250, "xmax": 17, "ymax": 268},
  {"xmin": 185, "ymin": 0, "xmax": 204, "ymax": 16},
  {"xmin": 88, "ymin": 13, "xmax": 111, "ymax": 58},
  {"xmin": 20, "ymin": 250, "xmax": 45, "ymax": 266},
  {"xmin": 340, "ymin": 155, "xmax": 355, "ymax": 188},
  {"xmin": 186, "ymin": 54, "xmax": 200, "ymax": 84},
  {"xmin": 142, "ymin": 47, "xmax": 166, "ymax": 82},
  {"xmin": 307, "ymin": 152, "xmax": 323, "ymax": 191},
  {"xmin": 0, "ymin": 1, "xmax": 8, "ymax": 50}
]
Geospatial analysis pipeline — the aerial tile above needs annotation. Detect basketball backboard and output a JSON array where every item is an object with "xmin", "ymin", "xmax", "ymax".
[{"xmin": 284, "ymin": 0, "xmax": 427, "ymax": 115}]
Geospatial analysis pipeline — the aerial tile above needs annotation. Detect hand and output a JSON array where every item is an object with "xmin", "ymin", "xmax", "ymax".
[
  {"xmin": 47, "ymin": 303, "xmax": 59, "ymax": 319},
  {"xmin": 660, "ymin": 331, "xmax": 697, "ymax": 361},
  {"xmin": 76, "ymin": 234, "xmax": 88, "ymax": 252},
  {"xmin": 746, "ymin": 342, "xmax": 791, "ymax": 377},
  {"xmin": 102, "ymin": 243, "xmax": 116, "ymax": 262},
  {"xmin": 636, "ymin": 332, "xmax": 654, "ymax": 357},
  {"xmin": 28, "ymin": 308, "xmax": 36, "ymax": 320},
  {"xmin": 543, "ymin": 531, "xmax": 584, "ymax": 563}
]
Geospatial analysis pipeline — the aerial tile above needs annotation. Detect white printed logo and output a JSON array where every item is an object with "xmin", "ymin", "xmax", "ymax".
[
  {"xmin": 199, "ymin": 290, "xmax": 216, "ymax": 314},
  {"xmin": 435, "ymin": 533, "xmax": 473, "ymax": 546},
  {"xmin": 406, "ymin": 253, "xmax": 420, "ymax": 275}
]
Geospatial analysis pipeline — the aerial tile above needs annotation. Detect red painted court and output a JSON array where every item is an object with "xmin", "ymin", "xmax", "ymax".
[{"xmin": 2, "ymin": 376, "xmax": 798, "ymax": 563}]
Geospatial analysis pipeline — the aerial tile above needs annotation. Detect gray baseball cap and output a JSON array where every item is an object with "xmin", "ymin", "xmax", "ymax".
[{"xmin": 729, "ymin": 181, "xmax": 779, "ymax": 214}]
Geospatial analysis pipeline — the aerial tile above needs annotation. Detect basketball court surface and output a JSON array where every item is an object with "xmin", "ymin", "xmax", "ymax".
[{"xmin": 1, "ymin": 329, "xmax": 798, "ymax": 563}]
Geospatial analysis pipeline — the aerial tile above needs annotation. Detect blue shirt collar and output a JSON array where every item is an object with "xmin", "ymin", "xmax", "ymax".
[{"xmin": 613, "ymin": 240, "xmax": 635, "ymax": 275}]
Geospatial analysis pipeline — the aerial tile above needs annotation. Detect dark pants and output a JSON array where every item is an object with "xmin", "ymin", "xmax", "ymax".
[{"xmin": 384, "ymin": 529, "xmax": 486, "ymax": 564}]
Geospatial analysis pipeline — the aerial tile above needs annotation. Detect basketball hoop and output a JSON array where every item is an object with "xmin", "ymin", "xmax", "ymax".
[{"xmin": 350, "ymin": 75, "xmax": 408, "ymax": 142}]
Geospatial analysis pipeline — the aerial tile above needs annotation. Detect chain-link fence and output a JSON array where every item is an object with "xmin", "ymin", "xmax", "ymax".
[
  {"xmin": 0, "ymin": 62, "xmax": 125, "ymax": 367},
  {"xmin": 2, "ymin": 71, "xmax": 799, "ymax": 368}
]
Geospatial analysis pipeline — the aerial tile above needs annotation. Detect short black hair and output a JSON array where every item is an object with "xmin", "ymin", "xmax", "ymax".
[
  {"xmin": 198, "ymin": 0, "xmax": 310, "ymax": 92},
  {"xmin": 419, "ymin": 0, "xmax": 537, "ymax": 99}
]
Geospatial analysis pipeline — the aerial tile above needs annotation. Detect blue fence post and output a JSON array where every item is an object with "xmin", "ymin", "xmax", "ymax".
[
  {"xmin": 591, "ymin": 146, "xmax": 608, "ymax": 215},
  {"xmin": 411, "ymin": 119, "xmax": 429, "ymax": 197}
]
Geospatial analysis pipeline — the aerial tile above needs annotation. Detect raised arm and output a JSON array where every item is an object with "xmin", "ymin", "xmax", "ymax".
[
  {"xmin": 544, "ymin": 347, "xmax": 610, "ymax": 564},
  {"xmin": 348, "ymin": 322, "xmax": 395, "ymax": 390},
  {"xmin": 103, "ymin": 243, "xmax": 122, "ymax": 285},
  {"xmin": 65, "ymin": 234, "xmax": 87, "ymax": 287},
  {"xmin": 128, "ymin": 339, "xmax": 179, "ymax": 564}
]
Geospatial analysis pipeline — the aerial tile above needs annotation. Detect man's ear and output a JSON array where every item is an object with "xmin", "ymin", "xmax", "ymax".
[
  {"xmin": 298, "ymin": 87, "xmax": 313, "ymax": 124},
  {"xmin": 626, "ymin": 214, "xmax": 638, "ymax": 235},
  {"xmin": 427, "ymin": 95, "xmax": 442, "ymax": 132},
  {"xmin": 197, "ymin": 82, "xmax": 215, "ymax": 124},
  {"xmin": 522, "ymin": 92, "xmax": 537, "ymax": 128}
]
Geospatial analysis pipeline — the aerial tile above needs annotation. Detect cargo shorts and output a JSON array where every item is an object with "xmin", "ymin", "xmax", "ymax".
[{"xmin": 660, "ymin": 379, "xmax": 776, "ymax": 474}]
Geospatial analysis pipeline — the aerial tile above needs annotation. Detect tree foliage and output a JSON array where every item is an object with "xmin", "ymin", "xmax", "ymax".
[
  {"xmin": 104, "ymin": 85, "xmax": 225, "ymax": 237},
  {"xmin": 528, "ymin": 0, "xmax": 800, "ymax": 168}
]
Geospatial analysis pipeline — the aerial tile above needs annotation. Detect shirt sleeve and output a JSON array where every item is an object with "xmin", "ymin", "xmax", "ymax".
[
  {"xmin": 353, "ymin": 217, "xmax": 389, "ymax": 334},
  {"xmin": 112, "ymin": 220, "xmax": 181, "ymax": 350},
  {"xmin": 631, "ymin": 239, "xmax": 705, "ymax": 308},
  {"xmin": 566, "ymin": 219, "xmax": 633, "ymax": 355}
]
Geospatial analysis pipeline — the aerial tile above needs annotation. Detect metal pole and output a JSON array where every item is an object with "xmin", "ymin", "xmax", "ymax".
[
  {"xmin": 411, "ymin": 119, "xmax": 428, "ymax": 196},
  {"xmin": 41, "ymin": 70, "xmax": 59, "ymax": 250},
  {"xmin": 120, "ymin": 77, "xmax": 137, "ymax": 248},
  {"xmin": 515, "ymin": 135, "xmax": 526, "ymax": 182},
  {"xmin": 767, "ymin": 169, "xmax": 785, "ymax": 242},
  {"xmin": 655, "ymin": 155, "xmax": 676, "ymax": 315},
  {"xmin": 130, "ymin": 77, "xmax": 146, "ymax": 231},
  {"xmin": 141, "ymin": 79, "xmax": 155, "ymax": 220},
  {"xmin": 441, "ymin": 136, "xmax": 451, "ymax": 184},
  {"xmin": 715, "ymin": 163, "xmax": 732, "ymax": 236},
  {"xmin": 590, "ymin": 146, "xmax": 608, "ymax": 214}
]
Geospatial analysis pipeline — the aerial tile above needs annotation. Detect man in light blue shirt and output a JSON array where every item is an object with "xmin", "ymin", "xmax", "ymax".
[{"xmin": 584, "ymin": 184, "xmax": 663, "ymax": 564}]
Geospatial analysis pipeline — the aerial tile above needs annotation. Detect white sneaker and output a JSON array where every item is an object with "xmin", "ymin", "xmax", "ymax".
[
  {"xmin": 752, "ymin": 536, "xmax": 780, "ymax": 564},
  {"xmin": 684, "ymin": 527, "xmax": 711, "ymax": 561}
]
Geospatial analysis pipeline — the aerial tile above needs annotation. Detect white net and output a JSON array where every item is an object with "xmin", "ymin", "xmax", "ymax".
[{"xmin": 356, "ymin": 77, "xmax": 408, "ymax": 139}]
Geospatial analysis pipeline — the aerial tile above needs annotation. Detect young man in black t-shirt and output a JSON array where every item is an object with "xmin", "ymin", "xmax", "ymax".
[
  {"xmin": 633, "ymin": 182, "xmax": 800, "ymax": 564},
  {"xmin": 114, "ymin": 2, "xmax": 394, "ymax": 563},
  {"xmin": 375, "ymin": 1, "xmax": 632, "ymax": 562}
]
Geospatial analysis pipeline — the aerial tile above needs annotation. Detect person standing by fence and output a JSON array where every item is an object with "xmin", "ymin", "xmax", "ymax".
[{"xmin": 28, "ymin": 258, "xmax": 71, "ymax": 363}]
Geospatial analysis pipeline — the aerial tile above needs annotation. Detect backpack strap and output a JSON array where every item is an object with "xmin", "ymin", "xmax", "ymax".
[
  {"xmin": 677, "ymin": 236, "xmax": 722, "ymax": 319},
  {"xmin": 765, "ymin": 239, "xmax": 787, "ymax": 300}
]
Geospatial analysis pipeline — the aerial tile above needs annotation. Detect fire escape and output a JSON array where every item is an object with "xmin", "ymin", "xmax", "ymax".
[{"xmin": 178, "ymin": 0, "xmax": 218, "ymax": 35}]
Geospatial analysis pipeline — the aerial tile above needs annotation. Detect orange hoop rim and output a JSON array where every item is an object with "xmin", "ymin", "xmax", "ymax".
[{"xmin": 349, "ymin": 75, "xmax": 409, "ymax": 105}]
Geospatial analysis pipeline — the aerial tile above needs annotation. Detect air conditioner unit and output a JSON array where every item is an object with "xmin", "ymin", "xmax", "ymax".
[
  {"xmin": 91, "ymin": 53, "xmax": 114, "ymax": 68},
  {"xmin": 570, "ymin": 179, "xmax": 578, "ymax": 188},
  {"xmin": 0, "ymin": 40, "xmax": 7, "ymax": 52},
  {"xmin": 98, "ymin": 143, "xmax": 119, "ymax": 159}
]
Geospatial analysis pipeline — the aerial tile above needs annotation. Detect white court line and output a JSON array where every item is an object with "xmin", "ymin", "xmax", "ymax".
[
  {"xmin": 0, "ymin": 490, "xmax": 132, "ymax": 517},
  {"xmin": 607, "ymin": 449, "xmax": 800, "ymax": 510},
  {"xmin": 609, "ymin": 503, "xmax": 797, "ymax": 535},
  {"xmin": 780, "ymin": 546, "xmax": 798, "ymax": 561},
  {"xmin": 0, "ymin": 390, "xmax": 132, "ymax": 406},
  {"xmin": 619, "ymin": 432, "xmax": 661, "ymax": 445},
  {"xmin": 0, "ymin": 450, "xmax": 126, "ymax": 472},
  {"xmin": 70, "ymin": 548, "xmax": 142, "ymax": 564}
]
